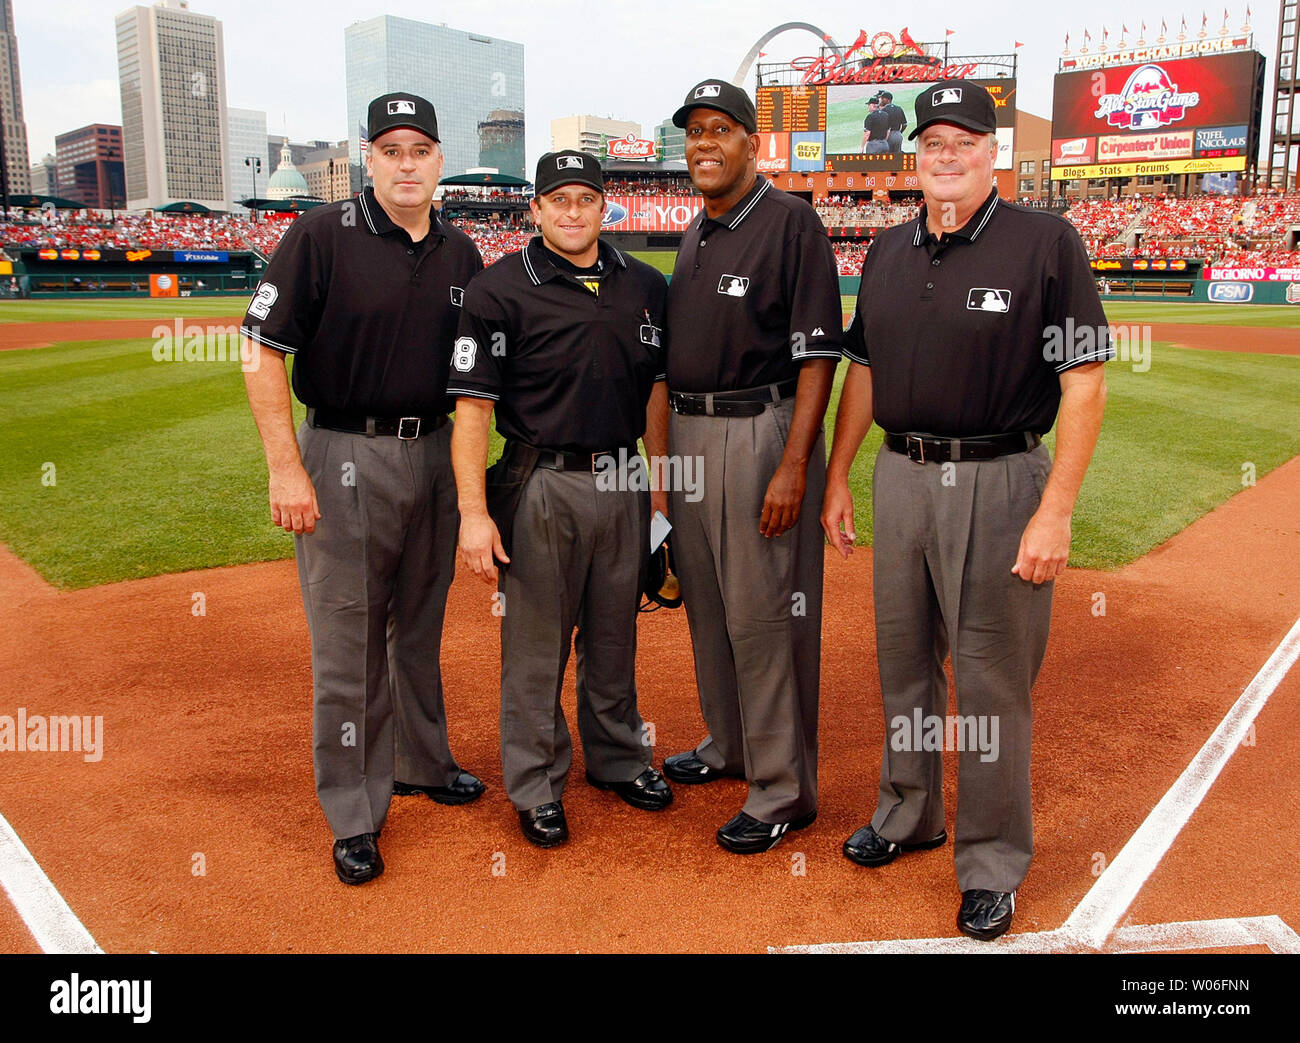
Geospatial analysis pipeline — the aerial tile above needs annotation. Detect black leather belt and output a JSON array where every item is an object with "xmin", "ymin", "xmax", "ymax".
[
  {"xmin": 883, "ymin": 430, "xmax": 1041, "ymax": 464},
  {"xmin": 535, "ymin": 447, "xmax": 634, "ymax": 473},
  {"xmin": 669, "ymin": 378, "xmax": 798, "ymax": 417},
  {"xmin": 307, "ymin": 408, "xmax": 448, "ymax": 439}
]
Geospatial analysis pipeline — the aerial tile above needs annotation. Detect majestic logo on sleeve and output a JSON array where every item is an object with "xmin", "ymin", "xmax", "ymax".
[
  {"xmin": 247, "ymin": 282, "xmax": 279, "ymax": 320},
  {"xmin": 967, "ymin": 288, "xmax": 1010, "ymax": 312},
  {"xmin": 718, "ymin": 274, "xmax": 750, "ymax": 297},
  {"xmin": 387, "ymin": 99, "xmax": 417, "ymax": 115},
  {"xmin": 452, "ymin": 336, "xmax": 477, "ymax": 372},
  {"xmin": 1095, "ymin": 64, "xmax": 1200, "ymax": 130}
]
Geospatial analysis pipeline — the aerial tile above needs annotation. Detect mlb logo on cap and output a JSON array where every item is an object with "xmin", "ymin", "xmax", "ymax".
[
  {"xmin": 934, "ymin": 88, "xmax": 963, "ymax": 105},
  {"xmin": 694, "ymin": 84, "xmax": 722, "ymax": 98},
  {"xmin": 387, "ymin": 99, "xmax": 417, "ymax": 115},
  {"xmin": 557, "ymin": 155, "xmax": 584, "ymax": 170}
]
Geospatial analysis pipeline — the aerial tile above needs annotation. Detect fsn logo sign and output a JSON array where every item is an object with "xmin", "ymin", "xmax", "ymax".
[{"xmin": 1207, "ymin": 281, "xmax": 1253, "ymax": 303}]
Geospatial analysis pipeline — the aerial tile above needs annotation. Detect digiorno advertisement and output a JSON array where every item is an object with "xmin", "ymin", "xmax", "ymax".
[{"xmin": 1050, "ymin": 50, "xmax": 1263, "ymax": 179}]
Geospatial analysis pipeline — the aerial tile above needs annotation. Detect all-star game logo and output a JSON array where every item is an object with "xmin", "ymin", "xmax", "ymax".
[{"xmin": 1094, "ymin": 63, "xmax": 1200, "ymax": 130}]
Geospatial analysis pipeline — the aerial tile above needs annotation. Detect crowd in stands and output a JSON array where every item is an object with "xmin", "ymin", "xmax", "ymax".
[
  {"xmin": 601, "ymin": 178, "xmax": 696, "ymax": 197},
  {"xmin": 439, "ymin": 188, "xmax": 526, "ymax": 202},
  {"xmin": 5, "ymin": 190, "xmax": 1297, "ymax": 275},
  {"xmin": 832, "ymin": 239, "xmax": 872, "ymax": 276},
  {"xmin": 1063, "ymin": 192, "xmax": 1300, "ymax": 267},
  {"xmin": 816, "ymin": 197, "xmax": 920, "ymax": 230}
]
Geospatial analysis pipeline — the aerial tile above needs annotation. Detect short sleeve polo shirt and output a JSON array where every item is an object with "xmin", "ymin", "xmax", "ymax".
[
  {"xmin": 449, "ymin": 237, "xmax": 668, "ymax": 454},
  {"xmin": 665, "ymin": 178, "xmax": 843, "ymax": 393},
  {"xmin": 844, "ymin": 189, "xmax": 1113, "ymax": 437},
  {"xmin": 239, "ymin": 187, "xmax": 483, "ymax": 416}
]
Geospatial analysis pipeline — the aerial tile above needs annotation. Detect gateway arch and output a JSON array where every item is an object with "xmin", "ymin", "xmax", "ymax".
[{"xmin": 732, "ymin": 23, "xmax": 847, "ymax": 86}]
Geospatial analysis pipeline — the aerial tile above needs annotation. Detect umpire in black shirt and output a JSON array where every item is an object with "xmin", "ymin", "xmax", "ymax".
[
  {"xmin": 822, "ymin": 81, "xmax": 1110, "ymax": 940},
  {"xmin": 450, "ymin": 150, "xmax": 673, "ymax": 848},
  {"xmin": 655, "ymin": 79, "xmax": 843, "ymax": 854},
  {"xmin": 242, "ymin": 93, "xmax": 486, "ymax": 885}
]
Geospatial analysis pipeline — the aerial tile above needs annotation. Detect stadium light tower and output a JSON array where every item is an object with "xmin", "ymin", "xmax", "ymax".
[
  {"xmin": 244, "ymin": 155, "xmax": 261, "ymax": 221},
  {"xmin": 1268, "ymin": 0, "xmax": 1298, "ymax": 189}
]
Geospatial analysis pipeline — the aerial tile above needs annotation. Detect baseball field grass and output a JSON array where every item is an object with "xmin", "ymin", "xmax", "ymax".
[{"xmin": 0, "ymin": 298, "xmax": 1297, "ymax": 587}]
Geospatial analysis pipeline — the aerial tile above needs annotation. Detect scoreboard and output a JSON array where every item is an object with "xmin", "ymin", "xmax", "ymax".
[
  {"xmin": 756, "ymin": 86, "xmax": 827, "ymax": 134},
  {"xmin": 755, "ymin": 78, "xmax": 1015, "ymax": 173}
]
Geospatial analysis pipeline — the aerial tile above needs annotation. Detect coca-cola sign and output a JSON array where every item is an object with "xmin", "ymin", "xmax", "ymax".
[{"xmin": 607, "ymin": 134, "xmax": 657, "ymax": 160}]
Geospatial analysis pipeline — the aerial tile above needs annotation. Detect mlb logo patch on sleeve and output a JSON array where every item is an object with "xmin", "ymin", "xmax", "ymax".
[
  {"xmin": 967, "ymin": 288, "xmax": 1010, "ymax": 312},
  {"xmin": 449, "ymin": 286, "xmax": 464, "ymax": 307},
  {"xmin": 718, "ymin": 274, "xmax": 750, "ymax": 297}
]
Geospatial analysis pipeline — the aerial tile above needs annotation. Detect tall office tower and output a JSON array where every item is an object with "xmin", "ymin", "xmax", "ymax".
[
  {"xmin": 55, "ymin": 125, "xmax": 126, "ymax": 210},
  {"xmin": 116, "ymin": 0, "xmax": 230, "ymax": 210},
  {"xmin": 344, "ymin": 15, "xmax": 525, "ymax": 188},
  {"xmin": 0, "ymin": 0, "xmax": 32, "ymax": 200},
  {"xmin": 228, "ymin": 107, "xmax": 267, "ymax": 214}
]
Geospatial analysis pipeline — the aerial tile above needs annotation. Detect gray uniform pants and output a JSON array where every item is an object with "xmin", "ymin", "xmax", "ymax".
[
  {"xmin": 869, "ymin": 441, "xmax": 1054, "ymax": 892},
  {"xmin": 668, "ymin": 396, "xmax": 825, "ymax": 822},
  {"xmin": 295, "ymin": 420, "xmax": 463, "ymax": 840},
  {"xmin": 499, "ymin": 460, "xmax": 651, "ymax": 811}
]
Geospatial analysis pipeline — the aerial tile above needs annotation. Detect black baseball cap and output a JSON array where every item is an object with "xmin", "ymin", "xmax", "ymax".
[
  {"xmin": 534, "ymin": 150, "xmax": 604, "ymax": 196},
  {"xmin": 672, "ymin": 79, "xmax": 758, "ymax": 134},
  {"xmin": 368, "ymin": 92, "xmax": 439, "ymax": 144},
  {"xmin": 908, "ymin": 80, "xmax": 997, "ymax": 140}
]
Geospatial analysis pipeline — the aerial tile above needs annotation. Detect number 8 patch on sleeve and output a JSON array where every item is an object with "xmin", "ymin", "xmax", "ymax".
[{"xmin": 452, "ymin": 336, "xmax": 478, "ymax": 372}]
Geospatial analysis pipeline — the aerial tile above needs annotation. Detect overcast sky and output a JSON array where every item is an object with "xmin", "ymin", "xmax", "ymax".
[{"xmin": 16, "ymin": 1, "xmax": 1280, "ymax": 167}]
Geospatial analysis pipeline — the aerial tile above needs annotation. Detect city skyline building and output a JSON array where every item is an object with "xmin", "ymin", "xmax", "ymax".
[
  {"xmin": 344, "ymin": 15, "xmax": 525, "ymax": 187},
  {"xmin": 228, "ymin": 106, "xmax": 267, "ymax": 214},
  {"xmin": 551, "ymin": 114, "xmax": 641, "ymax": 157},
  {"xmin": 115, "ymin": 0, "xmax": 230, "ymax": 210},
  {"xmin": 55, "ymin": 124, "xmax": 125, "ymax": 209},
  {"xmin": 0, "ymin": 0, "xmax": 32, "ymax": 199}
]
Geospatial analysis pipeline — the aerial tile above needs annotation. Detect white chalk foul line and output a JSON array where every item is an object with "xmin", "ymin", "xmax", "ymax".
[
  {"xmin": 1063, "ymin": 613, "xmax": 1300, "ymax": 950},
  {"xmin": 771, "ymin": 612, "xmax": 1300, "ymax": 955},
  {"xmin": 771, "ymin": 915, "xmax": 1300, "ymax": 955},
  {"xmin": 0, "ymin": 811, "xmax": 102, "ymax": 954}
]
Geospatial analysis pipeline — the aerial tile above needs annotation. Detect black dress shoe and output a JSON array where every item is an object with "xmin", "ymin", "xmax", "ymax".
[
  {"xmin": 716, "ymin": 809, "xmax": 817, "ymax": 855},
  {"xmin": 518, "ymin": 801, "xmax": 568, "ymax": 848},
  {"xmin": 663, "ymin": 750, "xmax": 737, "ymax": 785},
  {"xmin": 333, "ymin": 832, "xmax": 384, "ymax": 885},
  {"xmin": 393, "ymin": 771, "xmax": 486, "ymax": 806},
  {"xmin": 958, "ymin": 889, "xmax": 1016, "ymax": 941},
  {"xmin": 586, "ymin": 766, "xmax": 674, "ymax": 810},
  {"xmin": 842, "ymin": 824, "xmax": 947, "ymax": 867}
]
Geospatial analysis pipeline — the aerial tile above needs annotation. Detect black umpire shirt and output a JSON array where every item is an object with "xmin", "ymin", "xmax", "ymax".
[
  {"xmin": 844, "ymin": 189, "xmax": 1113, "ymax": 437},
  {"xmin": 449, "ymin": 237, "xmax": 668, "ymax": 454},
  {"xmin": 239, "ymin": 187, "xmax": 483, "ymax": 416},
  {"xmin": 665, "ymin": 177, "xmax": 843, "ymax": 393}
]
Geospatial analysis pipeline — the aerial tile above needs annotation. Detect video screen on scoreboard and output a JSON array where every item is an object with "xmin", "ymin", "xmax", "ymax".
[
  {"xmin": 759, "ymin": 78, "xmax": 1015, "ymax": 173},
  {"xmin": 1049, "ymin": 50, "xmax": 1264, "ymax": 180}
]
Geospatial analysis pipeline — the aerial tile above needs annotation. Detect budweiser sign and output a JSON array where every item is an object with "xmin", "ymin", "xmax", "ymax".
[
  {"xmin": 607, "ymin": 134, "xmax": 656, "ymax": 160},
  {"xmin": 789, "ymin": 28, "xmax": 977, "ymax": 87}
]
